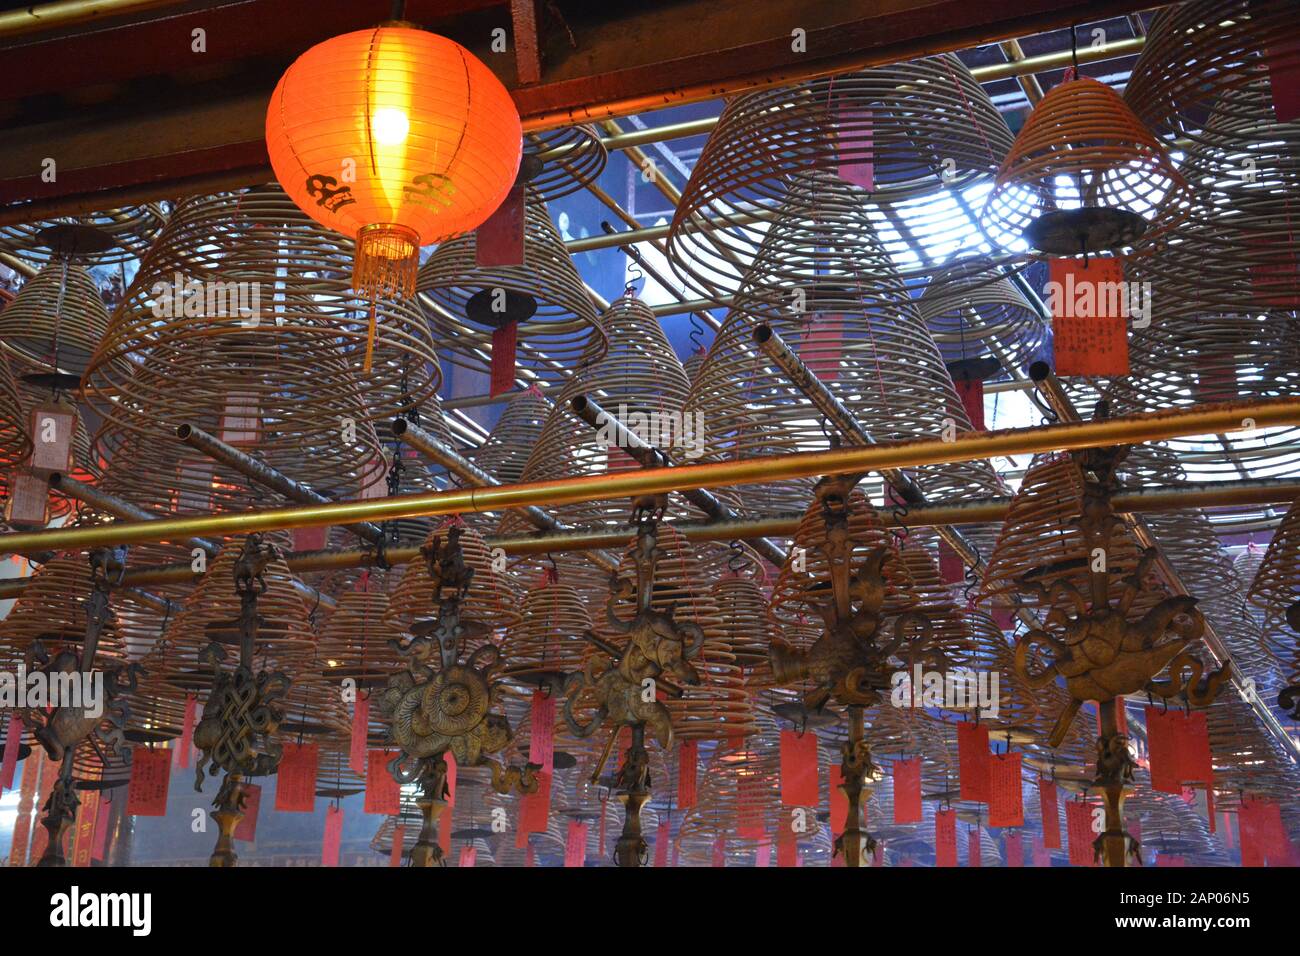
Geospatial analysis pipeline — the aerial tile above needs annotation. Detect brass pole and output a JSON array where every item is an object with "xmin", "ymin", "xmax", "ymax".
[
  {"xmin": 0, "ymin": 0, "xmax": 181, "ymax": 39},
  {"xmin": 1, "ymin": 399, "xmax": 1295, "ymax": 555}
]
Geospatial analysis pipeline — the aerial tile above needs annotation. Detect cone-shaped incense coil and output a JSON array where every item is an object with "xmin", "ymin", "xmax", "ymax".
[
  {"xmin": 315, "ymin": 580, "xmax": 404, "ymax": 691},
  {"xmin": 469, "ymin": 387, "xmax": 551, "ymax": 486},
  {"xmin": 0, "ymin": 552, "xmax": 129, "ymax": 669},
  {"xmin": 0, "ymin": 260, "xmax": 111, "ymax": 378},
  {"xmin": 84, "ymin": 185, "xmax": 440, "ymax": 423},
  {"xmin": 417, "ymin": 193, "xmax": 604, "ymax": 385},
  {"xmin": 499, "ymin": 580, "xmax": 593, "ymax": 696},
  {"xmin": 982, "ymin": 76, "xmax": 1192, "ymax": 252},
  {"xmin": 668, "ymin": 54, "xmax": 1014, "ymax": 300},
  {"xmin": 0, "ymin": 205, "xmax": 168, "ymax": 266},
  {"xmin": 0, "ymin": 353, "xmax": 31, "ymax": 473},
  {"xmin": 708, "ymin": 570, "xmax": 781, "ymax": 674},
  {"xmin": 597, "ymin": 525, "xmax": 755, "ymax": 741},
  {"xmin": 1248, "ymin": 496, "xmax": 1300, "ymax": 655},
  {"xmin": 383, "ymin": 523, "xmax": 522, "ymax": 648},
  {"xmin": 917, "ymin": 258, "xmax": 1048, "ymax": 375},
  {"xmin": 523, "ymin": 125, "xmax": 608, "ymax": 203}
]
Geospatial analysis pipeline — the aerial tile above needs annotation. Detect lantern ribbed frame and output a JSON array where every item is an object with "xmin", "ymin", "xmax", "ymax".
[
  {"xmin": 667, "ymin": 54, "xmax": 1016, "ymax": 301},
  {"xmin": 266, "ymin": 26, "xmax": 522, "ymax": 248},
  {"xmin": 524, "ymin": 125, "xmax": 608, "ymax": 203},
  {"xmin": 416, "ymin": 194, "xmax": 605, "ymax": 384},
  {"xmin": 0, "ymin": 205, "xmax": 168, "ymax": 266},
  {"xmin": 0, "ymin": 260, "xmax": 111, "ymax": 379},
  {"xmin": 981, "ymin": 77, "xmax": 1193, "ymax": 253}
]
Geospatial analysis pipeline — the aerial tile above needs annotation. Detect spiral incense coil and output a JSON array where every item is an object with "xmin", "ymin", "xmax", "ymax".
[
  {"xmin": 383, "ymin": 523, "xmax": 522, "ymax": 648},
  {"xmin": 315, "ymin": 581, "xmax": 404, "ymax": 691},
  {"xmin": 514, "ymin": 295, "xmax": 699, "ymax": 530},
  {"xmin": 981, "ymin": 76, "xmax": 1192, "ymax": 254},
  {"xmin": 146, "ymin": 536, "xmax": 318, "ymax": 704},
  {"xmin": 1125, "ymin": 0, "xmax": 1300, "ymax": 144},
  {"xmin": 314, "ymin": 746, "xmax": 367, "ymax": 799},
  {"xmin": 417, "ymin": 192, "xmax": 604, "ymax": 385},
  {"xmin": 499, "ymin": 580, "xmax": 593, "ymax": 697},
  {"xmin": 0, "ymin": 206, "xmax": 168, "ymax": 266},
  {"xmin": 979, "ymin": 453, "xmax": 1161, "ymax": 622},
  {"xmin": 917, "ymin": 257, "xmax": 1048, "ymax": 375},
  {"xmin": 0, "ymin": 353, "xmax": 31, "ymax": 474},
  {"xmin": 950, "ymin": 609, "xmax": 1039, "ymax": 734},
  {"xmin": 667, "ymin": 54, "xmax": 1015, "ymax": 300},
  {"xmin": 1124, "ymin": 789, "xmax": 1225, "ymax": 865},
  {"xmin": 469, "ymin": 387, "xmax": 551, "ymax": 487},
  {"xmin": 598, "ymin": 524, "xmax": 755, "ymax": 741},
  {"xmin": 0, "ymin": 552, "xmax": 129, "ymax": 669},
  {"xmin": 675, "ymin": 739, "xmax": 787, "ymax": 864},
  {"xmin": 0, "ymin": 260, "xmax": 112, "ymax": 379},
  {"xmin": 1248, "ymin": 496, "xmax": 1300, "ymax": 658},
  {"xmin": 523, "ymin": 125, "xmax": 608, "ymax": 203},
  {"xmin": 682, "ymin": 349, "xmax": 706, "ymax": 387},
  {"xmin": 1201, "ymin": 693, "xmax": 1297, "ymax": 802},
  {"xmin": 83, "ymin": 185, "xmax": 440, "ymax": 424},
  {"xmin": 708, "ymin": 571, "xmax": 780, "ymax": 673}
]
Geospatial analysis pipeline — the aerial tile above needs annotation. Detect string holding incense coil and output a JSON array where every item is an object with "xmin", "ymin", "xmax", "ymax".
[
  {"xmin": 668, "ymin": 54, "xmax": 1016, "ymax": 300},
  {"xmin": 0, "ymin": 260, "xmax": 112, "ymax": 381},
  {"xmin": 83, "ymin": 185, "xmax": 440, "ymax": 427},
  {"xmin": 417, "ymin": 192, "xmax": 604, "ymax": 386},
  {"xmin": 0, "ymin": 205, "xmax": 169, "ymax": 266},
  {"xmin": 981, "ymin": 76, "xmax": 1192, "ymax": 255},
  {"xmin": 523, "ymin": 125, "xmax": 608, "ymax": 203}
]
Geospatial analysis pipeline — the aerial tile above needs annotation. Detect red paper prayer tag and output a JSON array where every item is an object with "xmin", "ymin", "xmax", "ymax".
[
  {"xmin": 126, "ymin": 747, "xmax": 171, "ymax": 816},
  {"xmin": 776, "ymin": 820, "xmax": 797, "ymax": 867},
  {"xmin": 476, "ymin": 183, "xmax": 527, "ymax": 267},
  {"xmin": 390, "ymin": 825, "xmax": 405, "ymax": 867},
  {"xmin": 349, "ymin": 695, "xmax": 370, "ymax": 777},
  {"xmin": 967, "ymin": 829, "xmax": 982, "ymax": 867},
  {"xmin": 892, "ymin": 757, "xmax": 923, "ymax": 824},
  {"xmin": 518, "ymin": 771, "xmax": 552, "ymax": 841},
  {"xmin": 1047, "ymin": 257, "xmax": 1130, "ymax": 377},
  {"xmin": 1005, "ymin": 831, "xmax": 1023, "ymax": 867},
  {"xmin": 756, "ymin": 842, "xmax": 772, "ymax": 867},
  {"xmin": 1039, "ymin": 778, "xmax": 1061, "ymax": 849},
  {"xmin": 71, "ymin": 789, "xmax": 99, "ymax": 867},
  {"xmin": 779, "ymin": 729, "xmax": 819, "ymax": 806},
  {"xmin": 988, "ymin": 752, "xmax": 1023, "ymax": 828},
  {"xmin": 1267, "ymin": 34, "xmax": 1300, "ymax": 122},
  {"xmin": 1178, "ymin": 711, "xmax": 1214, "ymax": 786},
  {"xmin": 835, "ymin": 105, "xmax": 873, "ymax": 190},
  {"xmin": 1065, "ymin": 799, "xmax": 1096, "ymax": 868},
  {"xmin": 677, "ymin": 740, "xmax": 698, "ymax": 809},
  {"xmin": 293, "ymin": 525, "xmax": 330, "ymax": 552},
  {"xmin": 459, "ymin": 845, "xmax": 478, "ymax": 868},
  {"xmin": 529, "ymin": 691, "xmax": 555, "ymax": 775},
  {"xmin": 1032, "ymin": 836, "xmax": 1051, "ymax": 868},
  {"xmin": 957, "ymin": 721, "xmax": 991, "ymax": 803},
  {"xmin": 232, "ymin": 783, "xmax": 262, "ymax": 843},
  {"xmin": 176, "ymin": 694, "xmax": 198, "ymax": 770},
  {"xmin": 935, "ymin": 809, "xmax": 958, "ymax": 867},
  {"xmin": 737, "ymin": 773, "xmax": 766, "ymax": 839},
  {"xmin": 953, "ymin": 377, "xmax": 985, "ymax": 431},
  {"xmin": 565, "ymin": 820, "xmax": 588, "ymax": 868},
  {"xmin": 490, "ymin": 321, "xmax": 518, "ymax": 397},
  {"xmin": 275, "ymin": 742, "xmax": 318, "ymax": 813},
  {"xmin": 1145, "ymin": 705, "xmax": 1182, "ymax": 794},
  {"xmin": 712, "ymin": 837, "xmax": 727, "ymax": 868},
  {"xmin": 801, "ymin": 314, "xmax": 844, "ymax": 383},
  {"xmin": 364, "ymin": 750, "xmax": 401, "ymax": 815},
  {"xmin": 91, "ymin": 797, "xmax": 111, "ymax": 862},
  {"xmin": 937, "ymin": 538, "xmax": 964, "ymax": 586},
  {"xmin": 321, "ymin": 805, "xmax": 344, "ymax": 867}
]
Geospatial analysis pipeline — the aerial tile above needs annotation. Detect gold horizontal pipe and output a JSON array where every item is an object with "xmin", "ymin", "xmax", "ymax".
[
  {"xmin": 0, "ymin": 0, "xmax": 180, "ymax": 39},
  {"xmin": 0, "ymin": 399, "xmax": 1293, "ymax": 556}
]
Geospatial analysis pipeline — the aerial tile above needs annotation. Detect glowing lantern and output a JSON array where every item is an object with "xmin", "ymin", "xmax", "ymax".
[{"xmin": 266, "ymin": 23, "xmax": 522, "ymax": 361}]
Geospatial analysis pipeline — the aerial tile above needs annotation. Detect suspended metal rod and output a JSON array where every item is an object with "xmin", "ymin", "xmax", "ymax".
[
  {"xmin": 175, "ymin": 423, "xmax": 387, "ymax": 547},
  {"xmin": 0, "ymin": 399, "xmax": 1294, "ymax": 556},
  {"xmin": 569, "ymin": 394, "xmax": 788, "ymax": 566}
]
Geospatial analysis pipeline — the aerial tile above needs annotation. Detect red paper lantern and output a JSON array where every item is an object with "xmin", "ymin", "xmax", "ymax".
[{"xmin": 266, "ymin": 24, "xmax": 522, "ymax": 307}]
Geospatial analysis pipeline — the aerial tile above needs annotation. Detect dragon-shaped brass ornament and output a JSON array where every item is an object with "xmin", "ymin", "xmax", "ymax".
[
  {"xmin": 192, "ymin": 533, "xmax": 292, "ymax": 867},
  {"xmin": 27, "ymin": 546, "xmax": 140, "ymax": 867},
  {"xmin": 561, "ymin": 503, "xmax": 703, "ymax": 866},
  {"xmin": 767, "ymin": 473, "xmax": 942, "ymax": 867},
  {"xmin": 377, "ymin": 525, "xmax": 537, "ymax": 867},
  {"xmin": 1011, "ymin": 441, "xmax": 1229, "ymax": 866}
]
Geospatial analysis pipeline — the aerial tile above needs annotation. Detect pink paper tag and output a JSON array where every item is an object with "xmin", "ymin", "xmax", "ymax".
[
  {"xmin": 390, "ymin": 825, "xmax": 405, "ymax": 867},
  {"xmin": 321, "ymin": 804, "xmax": 344, "ymax": 867},
  {"xmin": 836, "ymin": 105, "xmax": 874, "ymax": 190},
  {"xmin": 349, "ymin": 695, "xmax": 370, "ymax": 776},
  {"xmin": 232, "ymin": 783, "xmax": 262, "ymax": 843},
  {"xmin": 176, "ymin": 694, "xmax": 197, "ymax": 770}
]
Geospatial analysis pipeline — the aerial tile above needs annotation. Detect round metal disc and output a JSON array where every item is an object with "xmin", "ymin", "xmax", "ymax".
[
  {"xmin": 20, "ymin": 371, "xmax": 82, "ymax": 392},
  {"xmin": 316, "ymin": 786, "xmax": 365, "ymax": 799},
  {"xmin": 465, "ymin": 288, "xmax": 538, "ymax": 329},
  {"xmin": 1023, "ymin": 207, "xmax": 1147, "ymax": 256},
  {"xmin": 772, "ymin": 702, "xmax": 840, "ymax": 729},
  {"xmin": 35, "ymin": 223, "xmax": 116, "ymax": 258},
  {"xmin": 451, "ymin": 826, "xmax": 495, "ymax": 840},
  {"xmin": 75, "ymin": 777, "xmax": 129, "ymax": 791},
  {"xmin": 945, "ymin": 356, "xmax": 1002, "ymax": 383}
]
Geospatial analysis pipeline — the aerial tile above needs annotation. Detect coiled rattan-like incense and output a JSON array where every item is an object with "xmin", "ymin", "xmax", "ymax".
[
  {"xmin": 1248, "ymin": 496, "xmax": 1300, "ymax": 665},
  {"xmin": 417, "ymin": 193, "xmax": 603, "ymax": 386},
  {"xmin": 0, "ymin": 260, "xmax": 111, "ymax": 379},
  {"xmin": 499, "ymin": 580, "xmax": 593, "ymax": 697},
  {"xmin": 83, "ymin": 185, "xmax": 440, "ymax": 432},
  {"xmin": 917, "ymin": 257, "xmax": 1048, "ymax": 375},
  {"xmin": 0, "ymin": 206, "xmax": 168, "ymax": 266},
  {"xmin": 469, "ymin": 387, "xmax": 551, "ymax": 487},
  {"xmin": 0, "ymin": 553, "xmax": 129, "ymax": 669},
  {"xmin": 524, "ymin": 126, "xmax": 608, "ymax": 203},
  {"xmin": 667, "ymin": 54, "xmax": 1015, "ymax": 300},
  {"xmin": 0, "ymin": 353, "xmax": 30, "ymax": 474},
  {"xmin": 982, "ymin": 77, "xmax": 1192, "ymax": 253}
]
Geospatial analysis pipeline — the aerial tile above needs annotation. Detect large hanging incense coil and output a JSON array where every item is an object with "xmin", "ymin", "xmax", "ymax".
[
  {"xmin": 707, "ymin": 567, "xmax": 780, "ymax": 673},
  {"xmin": 83, "ymin": 186, "xmax": 440, "ymax": 424},
  {"xmin": 0, "ymin": 553, "xmax": 129, "ymax": 668},
  {"xmin": 1125, "ymin": 789, "xmax": 1225, "ymax": 865},
  {"xmin": 667, "ymin": 54, "xmax": 1015, "ymax": 300},
  {"xmin": 0, "ymin": 259, "xmax": 111, "ymax": 379},
  {"xmin": 596, "ymin": 525, "xmax": 755, "ymax": 741},
  {"xmin": 0, "ymin": 353, "xmax": 31, "ymax": 474},
  {"xmin": 0, "ymin": 207, "xmax": 168, "ymax": 266},
  {"xmin": 917, "ymin": 258, "xmax": 1048, "ymax": 375},
  {"xmin": 145, "ymin": 536, "xmax": 318, "ymax": 704},
  {"xmin": 675, "ymin": 734, "xmax": 788, "ymax": 864},
  {"xmin": 469, "ymin": 387, "xmax": 550, "ymax": 486},
  {"xmin": 981, "ymin": 76, "xmax": 1192, "ymax": 254},
  {"xmin": 523, "ymin": 125, "xmax": 608, "ymax": 203},
  {"xmin": 1204, "ymin": 693, "xmax": 1300, "ymax": 802},
  {"xmin": 1248, "ymin": 496, "xmax": 1300, "ymax": 659},
  {"xmin": 383, "ymin": 524, "xmax": 522, "ymax": 651},
  {"xmin": 416, "ymin": 194, "xmax": 604, "ymax": 385},
  {"xmin": 315, "ymin": 581, "xmax": 404, "ymax": 692},
  {"xmin": 499, "ymin": 580, "xmax": 593, "ymax": 696},
  {"xmin": 1103, "ymin": 308, "xmax": 1300, "ymax": 487}
]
